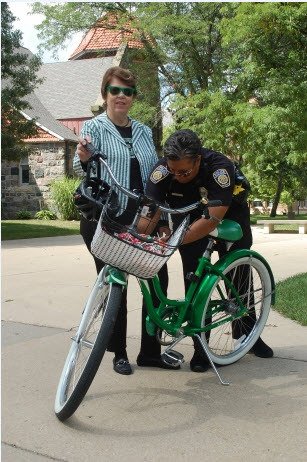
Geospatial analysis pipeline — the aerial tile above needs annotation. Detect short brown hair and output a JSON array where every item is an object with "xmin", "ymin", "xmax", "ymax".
[{"xmin": 101, "ymin": 66, "xmax": 137, "ymax": 98}]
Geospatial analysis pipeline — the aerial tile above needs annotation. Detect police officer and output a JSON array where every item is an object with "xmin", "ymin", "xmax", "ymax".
[{"xmin": 145, "ymin": 129, "xmax": 273, "ymax": 372}]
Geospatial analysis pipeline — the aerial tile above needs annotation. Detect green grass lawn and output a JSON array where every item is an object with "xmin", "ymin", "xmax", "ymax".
[
  {"xmin": 3, "ymin": 214, "xmax": 305, "ymax": 239},
  {"xmin": 274, "ymin": 273, "xmax": 307, "ymax": 326},
  {"xmin": 1, "ymin": 219, "xmax": 80, "ymax": 240},
  {"xmin": 250, "ymin": 213, "xmax": 307, "ymax": 224}
]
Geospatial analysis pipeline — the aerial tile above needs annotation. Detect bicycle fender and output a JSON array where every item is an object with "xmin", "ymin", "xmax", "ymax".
[
  {"xmin": 107, "ymin": 267, "xmax": 128, "ymax": 286},
  {"xmin": 191, "ymin": 249, "xmax": 275, "ymax": 328}
]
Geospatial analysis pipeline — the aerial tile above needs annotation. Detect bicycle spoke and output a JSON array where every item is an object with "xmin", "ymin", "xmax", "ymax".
[
  {"xmin": 55, "ymin": 274, "xmax": 123, "ymax": 421},
  {"xmin": 200, "ymin": 256, "xmax": 272, "ymax": 364}
]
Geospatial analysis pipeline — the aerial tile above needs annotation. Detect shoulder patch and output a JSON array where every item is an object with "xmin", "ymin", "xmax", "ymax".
[
  {"xmin": 150, "ymin": 165, "xmax": 169, "ymax": 184},
  {"xmin": 213, "ymin": 169, "xmax": 231, "ymax": 188}
]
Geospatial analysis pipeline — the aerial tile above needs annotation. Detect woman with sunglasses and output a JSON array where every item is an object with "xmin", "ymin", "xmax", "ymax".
[{"xmin": 73, "ymin": 66, "xmax": 172, "ymax": 376}]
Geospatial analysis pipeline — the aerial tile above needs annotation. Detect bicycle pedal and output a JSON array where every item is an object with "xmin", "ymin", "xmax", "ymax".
[{"xmin": 161, "ymin": 350, "xmax": 185, "ymax": 366}]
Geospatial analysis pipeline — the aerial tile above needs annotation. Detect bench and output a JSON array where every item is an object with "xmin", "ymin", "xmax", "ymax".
[{"xmin": 257, "ymin": 220, "xmax": 307, "ymax": 234}]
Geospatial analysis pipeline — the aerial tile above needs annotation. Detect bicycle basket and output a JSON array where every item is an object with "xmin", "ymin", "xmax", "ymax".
[{"xmin": 91, "ymin": 194, "xmax": 189, "ymax": 279}]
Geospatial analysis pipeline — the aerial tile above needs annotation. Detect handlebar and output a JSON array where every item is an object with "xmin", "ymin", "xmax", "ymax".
[{"xmin": 84, "ymin": 141, "xmax": 222, "ymax": 214}]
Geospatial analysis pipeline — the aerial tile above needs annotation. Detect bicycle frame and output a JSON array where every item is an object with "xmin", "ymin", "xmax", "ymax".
[{"xmin": 134, "ymin": 247, "xmax": 275, "ymax": 339}]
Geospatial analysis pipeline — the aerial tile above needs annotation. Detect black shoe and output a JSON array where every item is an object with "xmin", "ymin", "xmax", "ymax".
[
  {"xmin": 190, "ymin": 353, "xmax": 210, "ymax": 373},
  {"xmin": 137, "ymin": 354, "xmax": 180, "ymax": 370},
  {"xmin": 113, "ymin": 357, "xmax": 132, "ymax": 375},
  {"xmin": 250, "ymin": 338, "xmax": 274, "ymax": 358}
]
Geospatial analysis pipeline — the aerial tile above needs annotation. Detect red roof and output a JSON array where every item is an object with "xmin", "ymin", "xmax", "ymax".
[
  {"xmin": 70, "ymin": 16, "xmax": 144, "ymax": 60},
  {"xmin": 24, "ymin": 127, "xmax": 59, "ymax": 142}
]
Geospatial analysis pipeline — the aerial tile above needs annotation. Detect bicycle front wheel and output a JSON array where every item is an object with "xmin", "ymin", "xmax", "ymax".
[
  {"xmin": 200, "ymin": 255, "xmax": 272, "ymax": 366},
  {"xmin": 54, "ymin": 267, "xmax": 123, "ymax": 421}
]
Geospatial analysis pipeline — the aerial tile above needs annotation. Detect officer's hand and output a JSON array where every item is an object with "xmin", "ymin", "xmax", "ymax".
[
  {"xmin": 158, "ymin": 226, "xmax": 171, "ymax": 242},
  {"xmin": 77, "ymin": 135, "xmax": 93, "ymax": 164}
]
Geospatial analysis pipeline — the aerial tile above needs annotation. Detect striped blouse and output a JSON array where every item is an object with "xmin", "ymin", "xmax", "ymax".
[{"xmin": 73, "ymin": 112, "xmax": 159, "ymax": 209}]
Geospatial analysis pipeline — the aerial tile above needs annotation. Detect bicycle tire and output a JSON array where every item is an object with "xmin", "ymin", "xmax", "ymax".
[
  {"xmin": 200, "ymin": 255, "xmax": 272, "ymax": 366},
  {"xmin": 54, "ymin": 267, "xmax": 122, "ymax": 421}
]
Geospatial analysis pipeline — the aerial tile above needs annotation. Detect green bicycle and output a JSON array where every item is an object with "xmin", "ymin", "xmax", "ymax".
[{"xmin": 54, "ymin": 152, "xmax": 275, "ymax": 421}]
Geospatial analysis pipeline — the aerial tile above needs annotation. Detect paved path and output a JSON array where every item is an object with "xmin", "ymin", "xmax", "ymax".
[{"xmin": 2, "ymin": 228, "xmax": 307, "ymax": 461}]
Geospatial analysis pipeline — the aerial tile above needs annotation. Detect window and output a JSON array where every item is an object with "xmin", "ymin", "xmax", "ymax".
[
  {"xmin": 19, "ymin": 158, "xmax": 29, "ymax": 185},
  {"xmin": 253, "ymin": 200, "xmax": 263, "ymax": 207}
]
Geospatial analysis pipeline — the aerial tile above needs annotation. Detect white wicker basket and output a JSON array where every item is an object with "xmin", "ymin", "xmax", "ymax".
[{"xmin": 91, "ymin": 214, "xmax": 189, "ymax": 279}]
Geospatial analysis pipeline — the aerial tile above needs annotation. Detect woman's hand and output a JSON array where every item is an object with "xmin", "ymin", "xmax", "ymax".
[{"xmin": 77, "ymin": 135, "xmax": 93, "ymax": 164}]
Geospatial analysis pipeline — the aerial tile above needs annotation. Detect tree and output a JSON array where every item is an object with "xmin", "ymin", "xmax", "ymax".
[
  {"xmin": 31, "ymin": 2, "xmax": 236, "ymax": 98},
  {"xmin": 30, "ymin": 2, "xmax": 237, "ymax": 149},
  {"xmin": 219, "ymin": 2, "xmax": 307, "ymax": 216},
  {"xmin": 167, "ymin": 2, "xmax": 306, "ymax": 216},
  {"xmin": 1, "ymin": 2, "xmax": 42, "ymax": 162},
  {"xmin": 31, "ymin": 2, "xmax": 306, "ymax": 212}
]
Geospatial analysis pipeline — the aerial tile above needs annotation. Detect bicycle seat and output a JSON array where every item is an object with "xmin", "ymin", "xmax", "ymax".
[{"xmin": 208, "ymin": 219, "xmax": 243, "ymax": 242}]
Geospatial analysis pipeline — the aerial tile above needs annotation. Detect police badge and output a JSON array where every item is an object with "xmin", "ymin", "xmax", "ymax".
[
  {"xmin": 213, "ymin": 169, "xmax": 230, "ymax": 188},
  {"xmin": 150, "ymin": 165, "xmax": 169, "ymax": 184}
]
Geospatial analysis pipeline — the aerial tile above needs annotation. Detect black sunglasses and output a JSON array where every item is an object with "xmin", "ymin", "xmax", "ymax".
[{"xmin": 106, "ymin": 86, "xmax": 136, "ymax": 97}]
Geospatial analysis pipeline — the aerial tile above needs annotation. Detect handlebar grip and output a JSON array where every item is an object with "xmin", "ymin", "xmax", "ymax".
[
  {"xmin": 83, "ymin": 140, "xmax": 97, "ymax": 155},
  {"xmin": 84, "ymin": 141, "xmax": 107, "ymax": 166},
  {"xmin": 207, "ymin": 200, "xmax": 223, "ymax": 207}
]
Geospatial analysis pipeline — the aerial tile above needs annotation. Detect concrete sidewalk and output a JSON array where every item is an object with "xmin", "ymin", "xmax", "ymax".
[{"xmin": 2, "ymin": 228, "xmax": 307, "ymax": 461}]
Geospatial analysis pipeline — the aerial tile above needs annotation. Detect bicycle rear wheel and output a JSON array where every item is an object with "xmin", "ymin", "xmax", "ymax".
[
  {"xmin": 54, "ymin": 267, "xmax": 123, "ymax": 421},
  {"xmin": 200, "ymin": 255, "xmax": 272, "ymax": 366}
]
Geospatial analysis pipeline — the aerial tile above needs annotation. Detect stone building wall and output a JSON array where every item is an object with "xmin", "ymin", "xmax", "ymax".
[{"xmin": 1, "ymin": 140, "xmax": 77, "ymax": 219}]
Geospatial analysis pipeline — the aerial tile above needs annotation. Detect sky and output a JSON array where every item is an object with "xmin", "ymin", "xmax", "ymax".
[{"xmin": 8, "ymin": 1, "xmax": 84, "ymax": 63}]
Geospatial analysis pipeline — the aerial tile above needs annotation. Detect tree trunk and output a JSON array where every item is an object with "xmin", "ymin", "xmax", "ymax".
[
  {"xmin": 287, "ymin": 203, "xmax": 295, "ymax": 219},
  {"xmin": 270, "ymin": 174, "xmax": 283, "ymax": 217}
]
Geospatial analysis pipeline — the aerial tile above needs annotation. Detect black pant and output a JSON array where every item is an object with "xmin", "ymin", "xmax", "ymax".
[
  {"xmin": 178, "ymin": 203, "xmax": 254, "ymax": 353},
  {"xmin": 80, "ymin": 216, "xmax": 168, "ymax": 357}
]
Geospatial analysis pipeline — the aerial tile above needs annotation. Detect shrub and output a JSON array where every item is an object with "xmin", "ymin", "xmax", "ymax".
[
  {"xmin": 16, "ymin": 211, "xmax": 32, "ymax": 219},
  {"xmin": 51, "ymin": 176, "xmax": 81, "ymax": 221},
  {"xmin": 35, "ymin": 209, "xmax": 57, "ymax": 220}
]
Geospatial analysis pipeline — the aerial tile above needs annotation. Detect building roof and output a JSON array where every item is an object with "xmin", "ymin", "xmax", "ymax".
[
  {"xmin": 35, "ymin": 56, "xmax": 113, "ymax": 119},
  {"xmin": 2, "ymin": 47, "xmax": 78, "ymax": 142},
  {"xmin": 69, "ymin": 17, "xmax": 143, "ymax": 60},
  {"xmin": 26, "ymin": 128, "xmax": 59, "ymax": 143},
  {"xmin": 23, "ymin": 91, "xmax": 78, "ymax": 142}
]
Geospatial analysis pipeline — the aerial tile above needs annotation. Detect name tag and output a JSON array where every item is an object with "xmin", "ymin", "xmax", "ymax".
[{"xmin": 171, "ymin": 193, "xmax": 183, "ymax": 197}]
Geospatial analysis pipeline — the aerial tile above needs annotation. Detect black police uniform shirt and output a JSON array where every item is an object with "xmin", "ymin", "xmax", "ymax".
[{"xmin": 146, "ymin": 148, "xmax": 236, "ymax": 226}]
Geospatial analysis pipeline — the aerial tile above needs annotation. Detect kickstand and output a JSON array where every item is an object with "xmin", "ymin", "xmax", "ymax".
[{"xmin": 193, "ymin": 334, "xmax": 230, "ymax": 386}]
